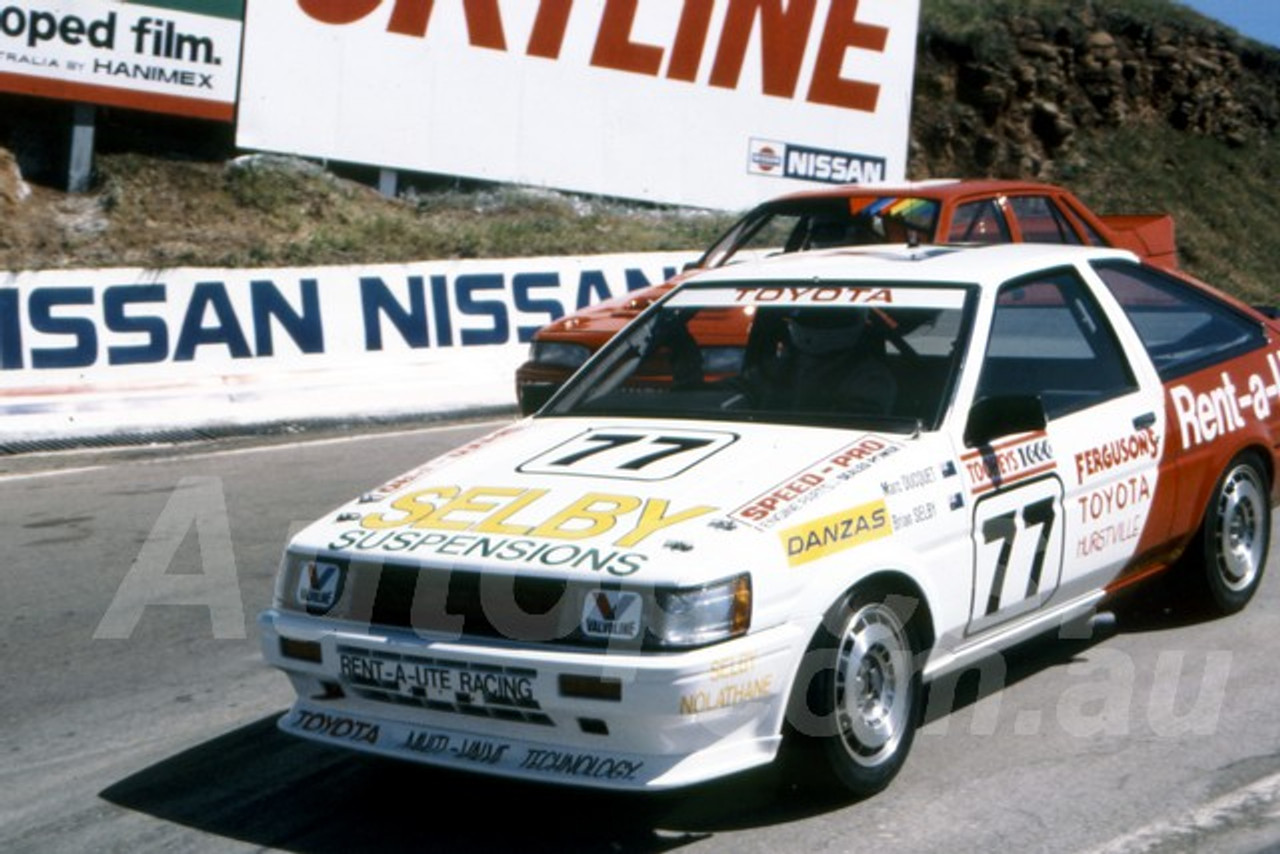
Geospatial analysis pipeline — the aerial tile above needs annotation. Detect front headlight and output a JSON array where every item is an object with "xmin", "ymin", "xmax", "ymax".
[
  {"xmin": 530, "ymin": 341, "xmax": 593, "ymax": 369},
  {"xmin": 651, "ymin": 574, "xmax": 751, "ymax": 648}
]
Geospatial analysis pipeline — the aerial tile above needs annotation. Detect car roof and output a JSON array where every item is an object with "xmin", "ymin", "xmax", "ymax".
[
  {"xmin": 680, "ymin": 242, "xmax": 1139, "ymax": 291},
  {"xmin": 761, "ymin": 178, "xmax": 1077, "ymax": 205}
]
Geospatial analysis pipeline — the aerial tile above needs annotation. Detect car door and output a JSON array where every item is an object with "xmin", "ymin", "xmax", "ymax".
[{"xmin": 960, "ymin": 264, "xmax": 1165, "ymax": 636}]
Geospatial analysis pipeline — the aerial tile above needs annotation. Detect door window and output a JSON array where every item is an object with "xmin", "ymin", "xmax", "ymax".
[
  {"xmin": 1008, "ymin": 196, "xmax": 1082, "ymax": 245},
  {"xmin": 976, "ymin": 268, "xmax": 1138, "ymax": 418},
  {"xmin": 948, "ymin": 200, "xmax": 1011, "ymax": 244}
]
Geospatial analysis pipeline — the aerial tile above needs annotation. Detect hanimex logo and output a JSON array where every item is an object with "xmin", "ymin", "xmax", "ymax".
[
  {"xmin": 296, "ymin": 560, "xmax": 345, "ymax": 615},
  {"xmin": 294, "ymin": 0, "xmax": 893, "ymax": 113},
  {"xmin": 581, "ymin": 591, "xmax": 642, "ymax": 640}
]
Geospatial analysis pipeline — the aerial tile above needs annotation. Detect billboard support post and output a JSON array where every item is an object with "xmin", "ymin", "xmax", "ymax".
[
  {"xmin": 67, "ymin": 103, "xmax": 96, "ymax": 194},
  {"xmin": 378, "ymin": 167, "xmax": 399, "ymax": 199}
]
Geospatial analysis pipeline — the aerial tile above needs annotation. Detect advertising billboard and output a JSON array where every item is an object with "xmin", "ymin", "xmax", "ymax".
[
  {"xmin": 0, "ymin": 250, "xmax": 695, "ymax": 439},
  {"xmin": 0, "ymin": 0, "xmax": 244, "ymax": 121},
  {"xmin": 238, "ymin": 0, "xmax": 920, "ymax": 209}
]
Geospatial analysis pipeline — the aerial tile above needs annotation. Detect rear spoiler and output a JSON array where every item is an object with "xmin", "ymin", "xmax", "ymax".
[{"xmin": 1098, "ymin": 213, "xmax": 1178, "ymax": 270}]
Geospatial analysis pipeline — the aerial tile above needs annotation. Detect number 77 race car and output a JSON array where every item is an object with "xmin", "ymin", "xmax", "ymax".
[{"xmin": 261, "ymin": 242, "xmax": 1278, "ymax": 797}]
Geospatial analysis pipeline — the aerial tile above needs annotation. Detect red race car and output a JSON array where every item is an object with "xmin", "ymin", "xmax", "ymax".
[{"xmin": 516, "ymin": 179, "xmax": 1178, "ymax": 413}]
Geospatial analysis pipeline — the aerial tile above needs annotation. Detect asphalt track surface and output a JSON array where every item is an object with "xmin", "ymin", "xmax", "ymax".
[{"xmin": 2, "ymin": 418, "xmax": 1279, "ymax": 853}]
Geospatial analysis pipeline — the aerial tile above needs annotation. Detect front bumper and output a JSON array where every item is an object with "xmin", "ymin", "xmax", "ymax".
[{"xmin": 259, "ymin": 609, "xmax": 810, "ymax": 791}]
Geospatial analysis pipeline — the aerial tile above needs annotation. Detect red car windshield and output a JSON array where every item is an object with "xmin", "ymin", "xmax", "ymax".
[{"xmin": 698, "ymin": 196, "xmax": 943, "ymax": 269}]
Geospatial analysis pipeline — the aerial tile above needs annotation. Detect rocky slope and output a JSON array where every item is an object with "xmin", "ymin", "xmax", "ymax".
[{"xmin": 911, "ymin": 1, "xmax": 1278, "ymax": 176}]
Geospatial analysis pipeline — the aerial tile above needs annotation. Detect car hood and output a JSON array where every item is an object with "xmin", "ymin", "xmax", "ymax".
[
  {"xmin": 289, "ymin": 417, "xmax": 956, "ymax": 587},
  {"xmin": 534, "ymin": 271, "xmax": 704, "ymax": 341}
]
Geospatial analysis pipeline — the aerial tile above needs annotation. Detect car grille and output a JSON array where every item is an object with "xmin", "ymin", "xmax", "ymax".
[
  {"xmin": 303, "ymin": 559, "xmax": 616, "ymax": 648},
  {"xmin": 366, "ymin": 563, "xmax": 574, "ymax": 642}
]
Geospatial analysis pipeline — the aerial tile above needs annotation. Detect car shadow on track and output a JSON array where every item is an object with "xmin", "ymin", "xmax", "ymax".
[
  {"xmin": 100, "ymin": 712, "xmax": 834, "ymax": 853},
  {"xmin": 99, "ymin": 581, "xmax": 1228, "ymax": 852},
  {"xmin": 920, "ymin": 573, "xmax": 1228, "ymax": 728}
]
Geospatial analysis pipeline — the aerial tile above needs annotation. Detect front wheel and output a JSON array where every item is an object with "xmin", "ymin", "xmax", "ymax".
[
  {"xmin": 788, "ymin": 590, "xmax": 924, "ymax": 798},
  {"xmin": 1195, "ymin": 453, "xmax": 1271, "ymax": 614}
]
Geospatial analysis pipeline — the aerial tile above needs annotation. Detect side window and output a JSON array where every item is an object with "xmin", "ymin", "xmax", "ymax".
[
  {"xmin": 1008, "ymin": 196, "xmax": 1082, "ymax": 245},
  {"xmin": 948, "ymin": 200, "xmax": 1011, "ymax": 244},
  {"xmin": 1075, "ymin": 218, "xmax": 1107, "ymax": 247},
  {"xmin": 1058, "ymin": 202, "xmax": 1107, "ymax": 247},
  {"xmin": 1092, "ymin": 261, "xmax": 1265, "ymax": 380},
  {"xmin": 976, "ymin": 268, "xmax": 1138, "ymax": 418}
]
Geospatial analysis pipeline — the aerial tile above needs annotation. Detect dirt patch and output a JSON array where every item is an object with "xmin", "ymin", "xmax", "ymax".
[
  {"xmin": 0, "ymin": 150, "xmax": 734, "ymax": 273},
  {"xmin": 0, "ymin": 147, "xmax": 29, "ymax": 206}
]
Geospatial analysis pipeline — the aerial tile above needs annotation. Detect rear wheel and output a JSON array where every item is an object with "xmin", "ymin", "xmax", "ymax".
[
  {"xmin": 789, "ymin": 589, "xmax": 923, "ymax": 797},
  {"xmin": 1194, "ymin": 453, "xmax": 1270, "ymax": 614}
]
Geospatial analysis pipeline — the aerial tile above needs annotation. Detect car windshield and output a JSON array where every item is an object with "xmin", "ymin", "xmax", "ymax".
[
  {"xmin": 698, "ymin": 196, "xmax": 943, "ymax": 269},
  {"xmin": 543, "ymin": 280, "xmax": 974, "ymax": 431}
]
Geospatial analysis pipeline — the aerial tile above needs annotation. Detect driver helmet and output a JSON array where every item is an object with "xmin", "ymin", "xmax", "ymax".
[{"xmin": 783, "ymin": 310, "xmax": 866, "ymax": 355}]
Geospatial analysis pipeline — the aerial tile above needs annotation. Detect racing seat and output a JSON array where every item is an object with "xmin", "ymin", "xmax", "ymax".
[{"xmin": 739, "ymin": 308, "xmax": 897, "ymax": 416}]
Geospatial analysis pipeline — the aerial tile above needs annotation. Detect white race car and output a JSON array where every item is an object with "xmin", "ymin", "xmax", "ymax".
[{"xmin": 261, "ymin": 243, "xmax": 1278, "ymax": 796}]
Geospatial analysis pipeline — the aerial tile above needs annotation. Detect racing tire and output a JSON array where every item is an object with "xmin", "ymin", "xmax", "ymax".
[
  {"xmin": 1192, "ymin": 452, "xmax": 1271, "ymax": 615},
  {"xmin": 787, "ymin": 588, "xmax": 924, "ymax": 798}
]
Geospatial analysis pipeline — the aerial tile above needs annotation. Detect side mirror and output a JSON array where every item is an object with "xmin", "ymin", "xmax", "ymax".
[
  {"xmin": 518, "ymin": 382, "xmax": 560, "ymax": 416},
  {"xmin": 964, "ymin": 395, "xmax": 1047, "ymax": 447}
]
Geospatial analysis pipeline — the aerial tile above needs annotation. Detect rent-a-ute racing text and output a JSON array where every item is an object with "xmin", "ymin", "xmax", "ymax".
[{"xmin": 261, "ymin": 241, "xmax": 1278, "ymax": 797}]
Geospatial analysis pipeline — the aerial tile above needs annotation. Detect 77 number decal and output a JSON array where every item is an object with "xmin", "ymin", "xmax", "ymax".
[
  {"xmin": 967, "ymin": 476, "xmax": 1065, "ymax": 634},
  {"xmin": 520, "ymin": 429, "xmax": 738, "ymax": 481}
]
